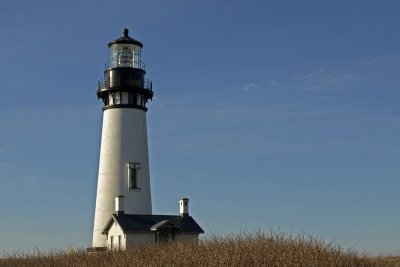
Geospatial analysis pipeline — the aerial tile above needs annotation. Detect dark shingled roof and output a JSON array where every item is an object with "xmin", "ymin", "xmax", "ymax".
[
  {"xmin": 150, "ymin": 220, "xmax": 181, "ymax": 231},
  {"xmin": 108, "ymin": 28, "xmax": 143, "ymax": 48},
  {"xmin": 102, "ymin": 214, "xmax": 204, "ymax": 235}
]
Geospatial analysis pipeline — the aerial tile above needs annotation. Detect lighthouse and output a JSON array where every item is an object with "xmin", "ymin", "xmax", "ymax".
[
  {"xmin": 92, "ymin": 29, "xmax": 153, "ymax": 248},
  {"xmin": 91, "ymin": 29, "xmax": 203, "ymax": 250}
]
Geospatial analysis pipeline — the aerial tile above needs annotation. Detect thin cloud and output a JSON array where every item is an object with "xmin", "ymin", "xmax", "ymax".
[
  {"xmin": 149, "ymin": 96, "xmax": 355, "ymax": 155},
  {"xmin": 240, "ymin": 83, "xmax": 259, "ymax": 92},
  {"xmin": 358, "ymin": 57, "xmax": 379, "ymax": 66},
  {"xmin": 240, "ymin": 68, "xmax": 363, "ymax": 94},
  {"xmin": 289, "ymin": 69, "xmax": 362, "ymax": 91},
  {"xmin": 291, "ymin": 69, "xmax": 363, "ymax": 93},
  {"xmin": 240, "ymin": 81, "xmax": 277, "ymax": 93}
]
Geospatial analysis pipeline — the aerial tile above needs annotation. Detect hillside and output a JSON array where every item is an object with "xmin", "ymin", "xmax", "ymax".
[{"xmin": 1, "ymin": 232, "xmax": 398, "ymax": 267}]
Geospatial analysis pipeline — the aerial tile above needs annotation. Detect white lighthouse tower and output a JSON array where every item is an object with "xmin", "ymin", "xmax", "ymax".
[{"xmin": 92, "ymin": 29, "xmax": 153, "ymax": 248}]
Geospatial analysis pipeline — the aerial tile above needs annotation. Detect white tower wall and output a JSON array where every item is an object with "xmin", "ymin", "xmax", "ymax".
[{"xmin": 92, "ymin": 108, "xmax": 152, "ymax": 247}]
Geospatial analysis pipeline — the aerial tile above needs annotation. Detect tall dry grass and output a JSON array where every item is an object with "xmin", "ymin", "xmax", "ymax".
[{"xmin": 0, "ymin": 231, "xmax": 397, "ymax": 267}]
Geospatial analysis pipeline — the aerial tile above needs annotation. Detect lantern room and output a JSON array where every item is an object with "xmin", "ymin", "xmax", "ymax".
[
  {"xmin": 107, "ymin": 28, "xmax": 144, "ymax": 70},
  {"xmin": 97, "ymin": 28, "xmax": 153, "ymax": 111}
]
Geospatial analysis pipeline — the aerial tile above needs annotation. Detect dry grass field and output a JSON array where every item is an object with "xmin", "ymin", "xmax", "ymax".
[{"xmin": 1, "ymin": 231, "xmax": 399, "ymax": 267}]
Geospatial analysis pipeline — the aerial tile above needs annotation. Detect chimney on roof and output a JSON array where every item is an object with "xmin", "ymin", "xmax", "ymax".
[
  {"xmin": 115, "ymin": 195, "xmax": 125, "ymax": 216},
  {"xmin": 179, "ymin": 197, "xmax": 189, "ymax": 218}
]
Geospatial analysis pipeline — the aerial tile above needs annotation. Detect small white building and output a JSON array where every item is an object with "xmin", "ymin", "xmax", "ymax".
[{"xmin": 101, "ymin": 196, "xmax": 203, "ymax": 250}]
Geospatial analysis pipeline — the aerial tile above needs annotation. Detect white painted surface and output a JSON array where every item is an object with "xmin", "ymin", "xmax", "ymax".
[
  {"xmin": 106, "ymin": 221, "xmax": 126, "ymax": 250},
  {"xmin": 126, "ymin": 233, "xmax": 154, "ymax": 246},
  {"xmin": 115, "ymin": 196, "xmax": 125, "ymax": 213},
  {"xmin": 179, "ymin": 198, "xmax": 189, "ymax": 216},
  {"xmin": 105, "ymin": 222, "xmax": 199, "ymax": 250},
  {"xmin": 92, "ymin": 108, "xmax": 152, "ymax": 247}
]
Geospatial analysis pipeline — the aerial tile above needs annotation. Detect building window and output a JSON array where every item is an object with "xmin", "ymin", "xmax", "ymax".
[
  {"xmin": 129, "ymin": 92, "xmax": 137, "ymax": 105},
  {"xmin": 155, "ymin": 231, "xmax": 175, "ymax": 244},
  {"xmin": 114, "ymin": 92, "xmax": 121, "ymax": 104},
  {"xmin": 127, "ymin": 162, "xmax": 141, "ymax": 190}
]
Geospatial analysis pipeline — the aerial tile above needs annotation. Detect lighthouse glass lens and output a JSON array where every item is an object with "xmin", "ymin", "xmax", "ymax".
[
  {"xmin": 118, "ymin": 46, "xmax": 133, "ymax": 67},
  {"xmin": 109, "ymin": 44, "xmax": 142, "ymax": 69}
]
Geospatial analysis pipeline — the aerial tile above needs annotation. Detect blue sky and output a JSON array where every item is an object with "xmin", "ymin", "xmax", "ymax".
[{"xmin": 0, "ymin": 0, "xmax": 399, "ymax": 254}]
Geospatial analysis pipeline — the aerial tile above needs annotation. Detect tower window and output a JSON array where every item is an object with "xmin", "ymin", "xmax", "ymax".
[
  {"xmin": 127, "ymin": 162, "xmax": 141, "ymax": 190},
  {"xmin": 114, "ymin": 92, "xmax": 121, "ymax": 104}
]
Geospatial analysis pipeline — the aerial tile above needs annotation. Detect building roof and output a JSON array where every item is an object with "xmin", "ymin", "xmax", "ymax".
[
  {"xmin": 108, "ymin": 28, "xmax": 143, "ymax": 48},
  {"xmin": 102, "ymin": 214, "xmax": 204, "ymax": 235},
  {"xmin": 150, "ymin": 220, "xmax": 181, "ymax": 231}
]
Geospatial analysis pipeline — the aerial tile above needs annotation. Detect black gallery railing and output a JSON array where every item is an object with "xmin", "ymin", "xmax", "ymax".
[{"xmin": 98, "ymin": 78, "xmax": 152, "ymax": 91}]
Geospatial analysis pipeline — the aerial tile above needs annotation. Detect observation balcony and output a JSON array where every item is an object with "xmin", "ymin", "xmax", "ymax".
[{"xmin": 97, "ymin": 78, "xmax": 152, "ymax": 92}]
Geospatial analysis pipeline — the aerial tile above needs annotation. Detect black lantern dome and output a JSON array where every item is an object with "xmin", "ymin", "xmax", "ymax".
[
  {"xmin": 97, "ymin": 28, "xmax": 153, "ymax": 111},
  {"xmin": 108, "ymin": 28, "xmax": 143, "ymax": 47}
]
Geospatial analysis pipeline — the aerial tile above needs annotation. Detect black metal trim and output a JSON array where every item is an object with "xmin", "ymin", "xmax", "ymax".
[
  {"xmin": 103, "ymin": 104, "xmax": 148, "ymax": 112},
  {"xmin": 108, "ymin": 39, "xmax": 143, "ymax": 48},
  {"xmin": 107, "ymin": 28, "xmax": 143, "ymax": 48},
  {"xmin": 97, "ymin": 88, "xmax": 153, "ymax": 98},
  {"xmin": 106, "ymin": 66, "xmax": 146, "ymax": 74}
]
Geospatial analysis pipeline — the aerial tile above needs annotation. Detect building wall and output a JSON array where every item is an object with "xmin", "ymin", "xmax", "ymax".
[
  {"xmin": 92, "ymin": 108, "xmax": 152, "ymax": 247},
  {"xmin": 104, "ymin": 229, "xmax": 200, "ymax": 250},
  {"xmin": 124, "ymin": 232, "xmax": 199, "ymax": 247},
  {"xmin": 126, "ymin": 232, "xmax": 154, "ymax": 246},
  {"xmin": 106, "ymin": 222, "xmax": 126, "ymax": 250}
]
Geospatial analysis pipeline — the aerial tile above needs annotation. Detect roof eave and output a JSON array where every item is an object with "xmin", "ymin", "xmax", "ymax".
[
  {"xmin": 108, "ymin": 39, "xmax": 143, "ymax": 48},
  {"xmin": 101, "ymin": 214, "xmax": 125, "ymax": 235},
  {"xmin": 123, "ymin": 230, "xmax": 204, "ymax": 234}
]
